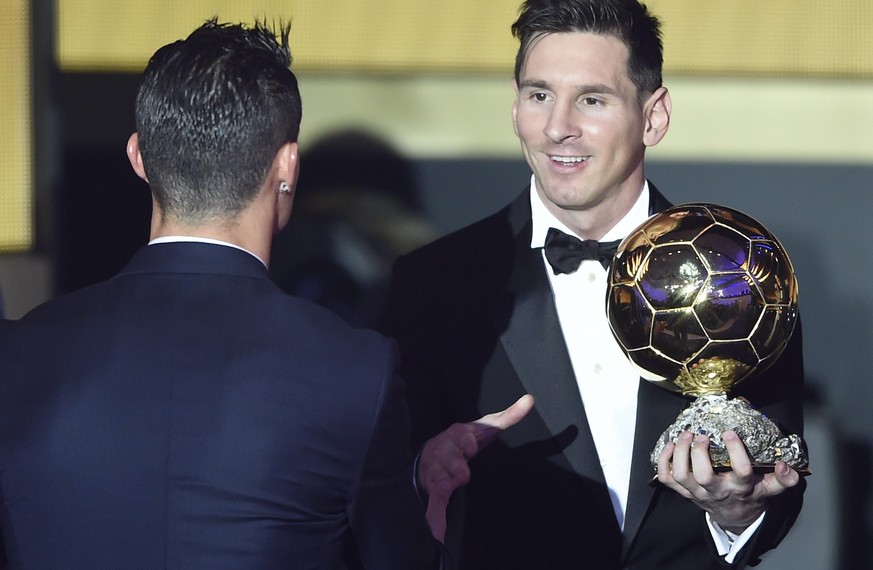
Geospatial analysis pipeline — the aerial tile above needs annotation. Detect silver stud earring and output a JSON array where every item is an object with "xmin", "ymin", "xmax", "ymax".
[{"xmin": 279, "ymin": 181, "xmax": 291, "ymax": 194}]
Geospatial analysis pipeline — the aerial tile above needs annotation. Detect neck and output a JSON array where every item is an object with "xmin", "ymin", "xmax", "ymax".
[
  {"xmin": 150, "ymin": 204, "xmax": 274, "ymax": 266},
  {"xmin": 547, "ymin": 183, "xmax": 644, "ymax": 242}
]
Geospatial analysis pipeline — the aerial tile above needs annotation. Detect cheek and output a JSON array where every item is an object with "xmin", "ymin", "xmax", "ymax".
[
  {"xmin": 515, "ymin": 114, "xmax": 544, "ymax": 144},
  {"xmin": 589, "ymin": 119, "xmax": 635, "ymax": 152},
  {"xmin": 580, "ymin": 112, "xmax": 615, "ymax": 136}
]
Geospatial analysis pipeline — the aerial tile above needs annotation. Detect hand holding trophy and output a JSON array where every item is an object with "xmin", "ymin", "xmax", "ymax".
[{"xmin": 606, "ymin": 203, "xmax": 809, "ymax": 474}]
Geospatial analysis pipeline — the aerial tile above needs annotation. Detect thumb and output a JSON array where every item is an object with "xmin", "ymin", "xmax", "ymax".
[
  {"xmin": 770, "ymin": 461, "xmax": 801, "ymax": 493},
  {"xmin": 470, "ymin": 394, "xmax": 535, "ymax": 450}
]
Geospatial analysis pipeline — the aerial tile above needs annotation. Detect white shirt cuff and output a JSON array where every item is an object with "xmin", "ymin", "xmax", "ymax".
[{"xmin": 706, "ymin": 511, "xmax": 765, "ymax": 563}]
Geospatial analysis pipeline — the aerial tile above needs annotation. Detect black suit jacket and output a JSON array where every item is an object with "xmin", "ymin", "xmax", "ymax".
[
  {"xmin": 381, "ymin": 185, "xmax": 805, "ymax": 569},
  {"xmin": 0, "ymin": 242, "xmax": 442, "ymax": 570}
]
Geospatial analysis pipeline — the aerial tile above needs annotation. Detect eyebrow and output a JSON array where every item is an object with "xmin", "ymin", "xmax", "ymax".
[
  {"xmin": 518, "ymin": 80, "xmax": 621, "ymax": 97},
  {"xmin": 518, "ymin": 79, "xmax": 551, "ymax": 90}
]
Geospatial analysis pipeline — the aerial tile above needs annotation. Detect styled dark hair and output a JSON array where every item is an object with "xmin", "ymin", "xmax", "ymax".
[
  {"xmin": 135, "ymin": 19, "xmax": 302, "ymax": 222},
  {"xmin": 511, "ymin": 0, "xmax": 663, "ymax": 99}
]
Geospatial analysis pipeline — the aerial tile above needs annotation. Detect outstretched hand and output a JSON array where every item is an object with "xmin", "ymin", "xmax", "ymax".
[
  {"xmin": 422, "ymin": 394, "xmax": 535, "ymax": 542},
  {"xmin": 656, "ymin": 430, "xmax": 801, "ymax": 533}
]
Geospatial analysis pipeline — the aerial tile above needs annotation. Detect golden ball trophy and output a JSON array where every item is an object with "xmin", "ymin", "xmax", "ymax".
[{"xmin": 606, "ymin": 203, "xmax": 809, "ymax": 473}]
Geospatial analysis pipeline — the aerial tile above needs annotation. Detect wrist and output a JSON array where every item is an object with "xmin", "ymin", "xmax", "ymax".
[{"xmin": 712, "ymin": 508, "xmax": 765, "ymax": 534}]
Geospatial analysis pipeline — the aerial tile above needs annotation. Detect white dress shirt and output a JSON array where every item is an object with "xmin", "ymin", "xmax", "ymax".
[{"xmin": 530, "ymin": 177, "xmax": 649, "ymax": 530}]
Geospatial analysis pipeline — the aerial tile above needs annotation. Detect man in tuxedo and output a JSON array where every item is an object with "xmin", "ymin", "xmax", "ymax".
[
  {"xmin": 0, "ymin": 20, "xmax": 444, "ymax": 569},
  {"xmin": 381, "ymin": 0, "xmax": 806, "ymax": 568}
]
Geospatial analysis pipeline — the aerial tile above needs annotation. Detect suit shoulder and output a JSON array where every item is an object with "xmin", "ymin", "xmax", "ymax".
[
  {"xmin": 14, "ymin": 280, "xmax": 116, "ymax": 326},
  {"xmin": 267, "ymin": 289, "xmax": 392, "ymax": 345}
]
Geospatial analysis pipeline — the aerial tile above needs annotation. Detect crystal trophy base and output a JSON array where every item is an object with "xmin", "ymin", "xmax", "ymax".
[{"xmin": 650, "ymin": 393, "xmax": 810, "ymax": 474}]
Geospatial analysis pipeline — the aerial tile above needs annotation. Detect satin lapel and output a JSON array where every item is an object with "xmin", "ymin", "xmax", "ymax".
[
  {"xmin": 621, "ymin": 380, "xmax": 690, "ymax": 555},
  {"xmin": 622, "ymin": 180, "xmax": 682, "ymax": 554},
  {"xmin": 493, "ymin": 191, "xmax": 614, "ymax": 519},
  {"xmin": 648, "ymin": 182, "xmax": 673, "ymax": 214}
]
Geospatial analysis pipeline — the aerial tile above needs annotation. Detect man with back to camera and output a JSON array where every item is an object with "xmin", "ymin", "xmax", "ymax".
[
  {"xmin": 0, "ymin": 20, "xmax": 446, "ymax": 569},
  {"xmin": 380, "ymin": 0, "xmax": 806, "ymax": 567}
]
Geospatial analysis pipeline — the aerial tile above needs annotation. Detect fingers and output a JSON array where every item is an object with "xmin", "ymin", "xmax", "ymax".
[
  {"xmin": 720, "ymin": 430, "xmax": 801, "ymax": 495},
  {"xmin": 658, "ymin": 429, "xmax": 800, "ymax": 532},
  {"xmin": 425, "ymin": 485, "xmax": 450, "ymax": 543},
  {"xmin": 656, "ymin": 440, "xmax": 680, "ymax": 486},
  {"xmin": 688, "ymin": 433, "xmax": 716, "ymax": 486},
  {"xmin": 475, "ymin": 394, "xmax": 535, "ymax": 430},
  {"xmin": 664, "ymin": 430, "xmax": 800, "ymax": 492},
  {"xmin": 722, "ymin": 430, "xmax": 754, "ymax": 479},
  {"xmin": 419, "ymin": 393, "xmax": 535, "ymax": 530},
  {"xmin": 658, "ymin": 431, "xmax": 715, "ymax": 495},
  {"xmin": 663, "ymin": 431, "xmax": 710, "ymax": 496},
  {"xmin": 470, "ymin": 394, "xmax": 535, "ymax": 449},
  {"xmin": 669, "ymin": 431, "xmax": 694, "ymax": 482},
  {"xmin": 419, "ymin": 425, "xmax": 474, "ymax": 498}
]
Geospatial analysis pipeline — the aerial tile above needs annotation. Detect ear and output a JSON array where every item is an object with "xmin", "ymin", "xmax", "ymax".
[
  {"xmin": 272, "ymin": 141, "xmax": 299, "ymax": 231},
  {"xmin": 126, "ymin": 133, "xmax": 149, "ymax": 182},
  {"xmin": 275, "ymin": 141, "xmax": 299, "ymax": 197},
  {"xmin": 642, "ymin": 86, "xmax": 672, "ymax": 147},
  {"xmin": 511, "ymin": 78, "xmax": 520, "ymax": 137}
]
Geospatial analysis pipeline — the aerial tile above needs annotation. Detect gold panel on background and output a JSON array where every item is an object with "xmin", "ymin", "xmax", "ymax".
[
  {"xmin": 58, "ymin": 0, "xmax": 873, "ymax": 76},
  {"xmin": 57, "ymin": 0, "xmax": 520, "ymax": 73},
  {"xmin": 651, "ymin": 0, "xmax": 873, "ymax": 77},
  {"xmin": 0, "ymin": 0, "xmax": 33, "ymax": 252}
]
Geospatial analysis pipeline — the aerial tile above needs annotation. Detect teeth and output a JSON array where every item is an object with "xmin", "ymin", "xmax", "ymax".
[{"xmin": 551, "ymin": 156, "xmax": 585, "ymax": 163}]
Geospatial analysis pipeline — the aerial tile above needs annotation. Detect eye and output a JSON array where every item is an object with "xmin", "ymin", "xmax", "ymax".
[
  {"xmin": 533, "ymin": 92, "xmax": 549, "ymax": 102},
  {"xmin": 582, "ymin": 97, "xmax": 602, "ymax": 106}
]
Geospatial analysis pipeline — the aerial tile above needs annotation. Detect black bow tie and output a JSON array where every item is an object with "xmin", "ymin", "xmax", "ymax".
[{"xmin": 543, "ymin": 227, "xmax": 621, "ymax": 274}]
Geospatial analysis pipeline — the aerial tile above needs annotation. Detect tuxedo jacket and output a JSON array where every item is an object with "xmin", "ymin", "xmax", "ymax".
[
  {"xmin": 381, "ymin": 185, "xmax": 805, "ymax": 569},
  {"xmin": 0, "ymin": 242, "xmax": 442, "ymax": 570}
]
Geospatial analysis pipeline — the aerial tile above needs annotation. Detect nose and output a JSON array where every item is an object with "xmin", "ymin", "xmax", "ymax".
[{"xmin": 544, "ymin": 101, "xmax": 581, "ymax": 143}]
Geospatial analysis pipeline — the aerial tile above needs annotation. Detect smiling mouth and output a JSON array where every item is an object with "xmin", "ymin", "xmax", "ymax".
[{"xmin": 550, "ymin": 155, "xmax": 588, "ymax": 164}]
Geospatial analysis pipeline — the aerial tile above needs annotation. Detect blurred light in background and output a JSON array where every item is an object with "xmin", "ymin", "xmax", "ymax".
[{"xmin": 0, "ymin": 0, "xmax": 33, "ymax": 252}]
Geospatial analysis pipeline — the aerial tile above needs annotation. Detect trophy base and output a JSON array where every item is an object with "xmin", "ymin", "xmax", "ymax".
[{"xmin": 650, "ymin": 393, "xmax": 810, "ymax": 474}]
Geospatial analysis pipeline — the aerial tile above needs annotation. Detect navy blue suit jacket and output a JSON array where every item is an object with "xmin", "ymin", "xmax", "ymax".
[
  {"xmin": 381, "ymin": 186, "xmax": 805, "ymax": 569},
  {"xmin": 0, "ymin": 242, "xmax": 441, "ymax": 570}
]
